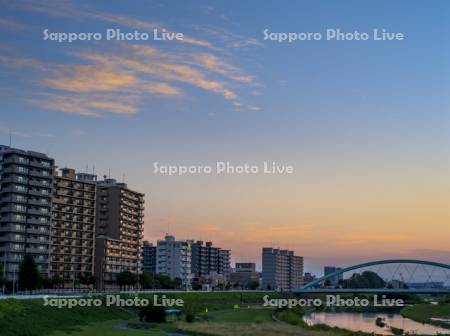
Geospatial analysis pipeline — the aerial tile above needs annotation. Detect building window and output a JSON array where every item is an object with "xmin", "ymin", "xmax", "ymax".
[
  {"xmin": 17, "ymin": 166, "xmax": 28, "ymax": 173},
  {"xmin": 14, "ymin": 185, "xmax": 27, "ymax": 192}
]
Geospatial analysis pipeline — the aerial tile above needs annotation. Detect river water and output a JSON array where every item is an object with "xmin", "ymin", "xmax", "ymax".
[{"xmin": 303, "ymin": 312, "xmax": 450, "ymax": 335}]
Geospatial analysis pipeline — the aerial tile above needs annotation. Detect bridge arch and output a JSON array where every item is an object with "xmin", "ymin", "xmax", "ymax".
[{"xmin": 297, "ymin": 259, "xmax": 450, "ymax": 292}]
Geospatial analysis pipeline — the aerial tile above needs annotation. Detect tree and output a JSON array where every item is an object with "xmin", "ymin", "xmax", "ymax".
[
  {"xmin": 137, "ymin": 272, "xmax": 183, "ymax": 290},
  {"xmin": 139, "ymin": 304, "xmax": 166, "ymax": 323},
  {"xmin": 343, "ymin": 271, "xmax": 386, "ymax": 289},
  {"xmin": 117, "ymin": 271, "xmax": 138, "ymax": 289},
  {"xmin": 247, "ymin": 280, "xmax": 259, "ymax": 290},
  {"xmin": 50, "ymin": 275, "xmax": 64, "ymax": 289},
  {"xmin": 0, "ymin": 263, "xmax": 5, "ymax": 290},
  {"xmin": 139, "ymin": 272, "xmax": 160, "ymax": 289},
  {"xmin": 79, "ymin": 273, "xmax": 96, "ymax": 289},
  {"xmin": 18, "ymin": 253, "xmax": 41, "ymax": 292}
]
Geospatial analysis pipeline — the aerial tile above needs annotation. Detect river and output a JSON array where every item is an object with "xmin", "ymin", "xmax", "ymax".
[{"xmin": 303, "ymin": 312, "xmax": 450, "ymax": 335}]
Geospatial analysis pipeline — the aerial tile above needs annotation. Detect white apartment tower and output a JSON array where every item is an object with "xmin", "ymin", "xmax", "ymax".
[{"xmin": 156, "ymin": 235, "xmax": 192, "ymax": 289}]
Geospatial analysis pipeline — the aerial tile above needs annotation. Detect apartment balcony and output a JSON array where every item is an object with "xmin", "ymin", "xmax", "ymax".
[
  {"xmin": 25, "ymin": 247, "xmax": 47, "ymax": 254},
  {"xmin": 27, "ymin": 208, "xmax": 50, "ymax": 216},
  {"xmin": 0, "ymin": 234, "xmax": 26, "ymax": 243},
  {"xmin": 29, "ymin": 170, "xmax": 52, "ymax": 178},
  {"xmin": 29, "ymin": 160, "xmax": 52, "ymax": 169},
  {"xmin": 0, "ymin": 224, "xmax": 26, "ymax": 233},
  {"xmin": 0, "ymin": 245, "xmax": 25, "ymax": 253},
  {"xmin": 27, "ymin": 237, "xmax": 49, "ymax": 244},
  {"xmin": 1, "ymin": 176, "xmax": 29, "ymax": 184},
  {"xmin": 27, "ymin": 199, "xmax": 50, "ymax": 206},
  {"xmin": 2, "ymin": 156, "xmax": 29, "ymax": 165},
  {"xmin": 1, "ymin": 166, "xmax": 28, "ymax": 174},
  {"xmin": 29, "ymin": 179, "xmax": 51, "ymax": 188},
  {"xmin": 27, "ymin": 227, "xmax": 49, "ymax": 235},
  {"xmin": 1, "ymin": 195, "xmax": 25, "ymax": 204},
  {"xmin": 1, "ymin": 205, "xmax": 27, "ymax": 214},
  {"xmin": 1, "ymin": 185, "xmax": 28, "ymax": 194},
  {"xmin": 28, "ymin": 189, "xmax": 50, "ymax": 197},
  {"xmin": 0, "ymin": 215, "xmax": 26, "ymax": 223},
  {"xmin": 27, "ymin": 218, "xmax": 49, "ymax": 225}
]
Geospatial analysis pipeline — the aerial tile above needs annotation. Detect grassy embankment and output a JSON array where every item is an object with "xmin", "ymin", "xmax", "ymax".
[
  {"xmin": 175, "ymin": 307, "xmax": 373, "ymax": 336},
  {"xmin": 401, "ymin": 303, "xmax": 450, "ymax": 329},
  {"xmin": 0, "ymin": 292, "xmax": 284, "ymax": 336},
  {"xmin": 0, "ymin": 298, "xmax": 135, "ymax": 336},
  {"xmin": 0, "ymin": 292, "xmax": 399, "ymax": 336}
]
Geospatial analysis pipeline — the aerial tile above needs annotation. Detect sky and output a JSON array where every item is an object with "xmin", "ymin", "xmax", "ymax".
[{"xmin": 0, "ymin": 0, "xmax": 449, "ymax": 275}]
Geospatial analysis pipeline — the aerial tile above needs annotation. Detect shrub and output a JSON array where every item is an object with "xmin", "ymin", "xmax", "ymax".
[{"xmin": 139, "ymin": 305, "xmax": 166, "ymax": 323}]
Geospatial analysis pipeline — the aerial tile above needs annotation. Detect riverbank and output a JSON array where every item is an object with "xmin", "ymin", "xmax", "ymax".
[
  {"xmin": 2, "ymin": 293, "xmax": 449, "ymax": 336},
  {"xmin": 0, "ymin": 294, "xmax": 378, "ymax": 336},
  {"xmin": 401, "ymin": 303, "xmax": 450, "ymax": 329}
]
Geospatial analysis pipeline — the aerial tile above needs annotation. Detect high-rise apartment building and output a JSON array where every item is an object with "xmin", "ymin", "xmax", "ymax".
[
  {"xmin": 94, "ymin": 178, "xmax": 144, "ymax": 289},
  {"xmin": 0, "ymin": 145, "xmax": 54, "ymax": 281},
  {"xmin": 191, "ymin": 241, "xmax": 231, "ymax": 282},
  {"xmin": 262, "ymin": 247, "xmax": 304, "ymax": 291},
  {"xmin": 219, "ymin": 249, "xmax": 231, "ymax": 280},
  {"xmin": 324, "ymin": 266, "xmax": 343, "ymax": 286},
  {"xmin": 156, "ymin": 235, "xmax": 192, "ymax": 289},
  {"xmin": 50, "ymin": 168, "xmax": 96, "ymax": 285},
  {"xmin": 142, "ymin": 240, "xmax": 156, "ymax": 273}
]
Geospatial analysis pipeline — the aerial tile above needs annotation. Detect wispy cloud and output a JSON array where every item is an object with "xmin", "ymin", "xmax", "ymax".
[
  {"xmin": 193, "ymin": 25, "xmax": 264, "ymax": 49},
  {"xmin": 0, "ymin": 126, "xmax": 55, "ymax": 138},
  {"xmin": 5, "ymin": 0, "xmax": 215, "ymax": 50},
  {"xmin": 0, "ymin": 17, "xmax": 29, "ymax": 30},
  {"xmin": 28, "ymin": 92, "xmax": 140, "ymax": 117},
  {"xmin": 0, "ymin": 0, "xmax": 262, "ymax": 116}
]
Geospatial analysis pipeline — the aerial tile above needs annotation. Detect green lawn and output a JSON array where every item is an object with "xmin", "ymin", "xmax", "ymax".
[
  {"xmin": 401, "ymin": 303, "xmax": 450, "ymax": 328},
  {"xmin": 204, "ymin": 308, "xmax": 273, "ymax": 323},
  {"xmin": 0, "ymin": 292, "xmax": 385, "ymax": 336},
  {"xmin": 0, "ymin": 298, "xmax": 135, "ymax": 336},
  {"xmin": 0, "ymin": 292, "xmax": 281, "ymax": 336},
  {"xmin": 50, "ymin": 320, "xmax": 167, "ymax": 336}
]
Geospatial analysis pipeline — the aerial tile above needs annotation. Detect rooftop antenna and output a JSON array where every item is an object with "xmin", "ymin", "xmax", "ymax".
[
  {"xmin": 9, "ymin": 128, "xmax": 12, "ymax": 147},
  {"xmin": 92, "ymin": 165, "xmax": 95, "ymax": 175}
]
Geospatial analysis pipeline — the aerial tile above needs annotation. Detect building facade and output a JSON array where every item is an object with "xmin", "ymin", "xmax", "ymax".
[
  {"xmin": 324, "ymin": 266, "xmax": 343, "ymax": 286},
  {"xmin": 230, "ymin": 262, "xmax": 260, "ymax": 287},
  {"xmin": 142, "ymin": 240, "xmax": 156, "ymax": 273},
  {"xmin": 0, "ymin": 145, "xmax": 55, "ymax": 282},
  {"xmin": 235, "ymin": 262, "xmax": 256, "ymax": 273},
  {"xmin": 262, "ymin": 247, "xmax": 304, "ymax": 291},
  {"xmin": 219, "ymin": 249, "xmax": 231, "ymax": 280},
  {"xmin": 50, "ymin": 168, "xmax": 96, "ymax": 285},
  {"xmin": 156, "ymin": 235, "xmax": 192, "ymax": 289},
  {"xmin": 94, "ymin": 178, "xmax": 144, "ymax": 289},
  {"xmin": 191, "ymin": 240, "xmax": 231, "ymax": 283}
]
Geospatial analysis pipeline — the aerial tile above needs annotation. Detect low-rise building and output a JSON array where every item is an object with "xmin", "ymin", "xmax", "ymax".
[{"xmin": 230, "ymin": 262, "xmax": 260, "ymax": 287}]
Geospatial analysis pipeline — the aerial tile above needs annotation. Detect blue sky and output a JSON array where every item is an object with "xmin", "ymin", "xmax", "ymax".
[{"xmin": 1, "ymin": 0, "xmax": 449, "ymax": 274}]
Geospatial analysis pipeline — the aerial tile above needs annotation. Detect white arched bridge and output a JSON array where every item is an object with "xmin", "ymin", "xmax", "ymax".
[{"xmin": 295, "ymin": 259, "xmax": 450, "ymax": 294}]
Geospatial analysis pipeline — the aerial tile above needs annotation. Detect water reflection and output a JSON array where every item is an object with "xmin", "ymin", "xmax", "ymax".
[{"xmin": 304, "ymin": 312, "xmax": 450, "ymax": 335}]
